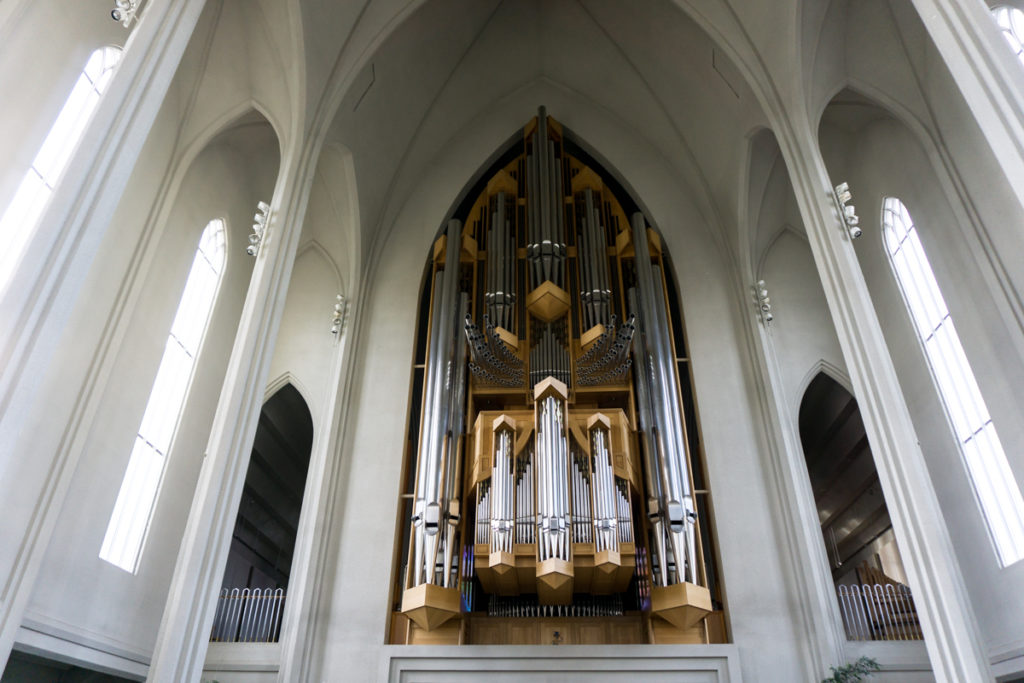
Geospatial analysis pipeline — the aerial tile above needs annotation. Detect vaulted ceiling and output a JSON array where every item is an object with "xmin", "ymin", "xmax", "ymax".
[{"xmin": 319, "ymin": 0, "xmax": 768, "ymax": 266}]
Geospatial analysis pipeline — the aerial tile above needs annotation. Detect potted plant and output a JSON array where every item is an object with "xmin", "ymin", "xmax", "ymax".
[{"xmin": 822, "ymin": 656, "xmax": 881, "ymax": 683}]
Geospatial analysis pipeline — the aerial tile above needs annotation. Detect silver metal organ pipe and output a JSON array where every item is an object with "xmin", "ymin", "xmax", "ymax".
[
  {"xmin": 552, "ymin": 402, "xmax": 561, "ymax": 557},
  {"xmin": 580, "ymin": 188, "xmax": 611, "ymax": 329},
  {"xmin": 591, "ymin": 425, "xmax": 618, "ymax": 554},
  {"xmin": 412, "ymin": 270, "xmax": 444, "ymax": 586},
  {"xmin": 579, "ymin": 222, "xmax": 593, "ymax": 330},
  {"xmin": 539, "ymin": 109, "xmax": 551, "ymax": 249},
  {"xmin": 476, "ymin": 482, "xmax": 490, "ymax": 545},
  {"xmin": 631, "ymin": 214, "xmax": 697, "ymax": 584},
  {"xmin": 493, "ymin": 427, "xmax": 513, "ymax": 554},
  {"xmin": 529, "ymin": 147, "xmax": 541, "ymax": 288},
  {"xmin": 486, "ymin": 208, "xmax": 495, "ymax": 319},
  {"xmin": 651, "ymin": 262, "xmax": 698, "ymax": 583},
  {"xmin": 486, "ymin": 193, "xmax": 515, "ymax": 331},
  {"xmin": 580, "ymin": 458, "xmax": 586, "ymax": 544},
  {"xmin": 572, "ymin": 453, "xmax": 590, "ymax": 544},
  {"xmin": 441, "ymin": 294, "xmax": 470, "ymax": 586},
  {"xmin": 412, "ymin": 219, "xmax": 463, "ymax": 586},
  {"xmin": 583, "ymin": 192, "xmax": 593, "ymax": 328},
  {"xmin": 537, "ymin": 406, "xmax": 547, "ymax": 560},
  {"xmin": 618, "ymin": 288, "xmax": 667, "ymax": 548},
  {"xmin": 545, "ymin": 400, "xmax": 554, "ymax": 559},
  {"xmin": 557, "ymin": 402, "xmax": 566, "ymax": 552},
  {"xmin": 550, "ymin": 144, "xmax": 564, "ymax": 286},
  {"xmin": 585, "ymin": 463, "xmax": 593, "ymax": 543},
  {"xmin": 555, "ymin": 400, "xmax": 569, "ymax": 559},
  {"xmin": 525, "ymin": 453, "xmax": 534, "ymax": 544},
  {"xmin": 627, "ymin": 287, "xmax": 669, "ymax": 585}
]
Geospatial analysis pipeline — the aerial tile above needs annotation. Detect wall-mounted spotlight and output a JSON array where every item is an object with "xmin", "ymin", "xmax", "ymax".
[
  {"xmin": 330, "ymin": 295, "xmax": 348, "ymax": 336},
  {"xmin": 833, "ymin": 182, "xmax": 862, "ymax": 239},
  {"xmin": 110, "ymin": 0, "xmax": 141, "ymax": 27},
  {"xmin": 247, "ymin": 201, "xmax": 270, "ymax": 257},
  {"xmin": 753, "ymin": 280, "xmax": 773, "ymax": 326}
]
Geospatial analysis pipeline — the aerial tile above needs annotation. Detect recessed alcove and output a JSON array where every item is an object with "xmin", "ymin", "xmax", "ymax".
[
  {"xmin": 211, "ymin": 383, "xmax": 313, "ymax": 643},
  {"xmin": 799, "ymin": 372, "xmax": 920, "ymax": 640}
]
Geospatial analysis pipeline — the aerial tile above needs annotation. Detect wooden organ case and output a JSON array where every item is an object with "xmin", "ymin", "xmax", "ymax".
[{"xmin": 390, "ymin": 108, "xmax": 725, "ymax": 646}]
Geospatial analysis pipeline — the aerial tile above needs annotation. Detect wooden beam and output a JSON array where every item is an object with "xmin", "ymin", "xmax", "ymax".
[{"xmin": 818, "ymin": 472, "xmax": 881, "ymax": 529}]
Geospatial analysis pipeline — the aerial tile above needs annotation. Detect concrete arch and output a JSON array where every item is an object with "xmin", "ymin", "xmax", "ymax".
[
  {"xmin": 304, "ymin": 0, "xmax": 776, "ymax": 288},
  {"xmin": 296, "ymin": 238, "xmax": 344, "ymax": 294},
  {"xmin": 264, "ymin": 370, "xmax": 313, "ymax": 410},
  {"xmin": 305, "ymin": 141, "xmax": 359, "ymax": 292},
  {"xmin": 795, "ymin": 360, "xmax": 854, "ymax": 417},
  {"xmin": 360, "ymin": 79, "xmax": 733, "ymax": 301},
  {"xmin": 742, "ymin": 126, "xmax": 784, "ymax": 279},
  {"xmin": 818, "ymin": 84, "xmax": 1024, "ymax": 358},
  {"xmin": 180, "ymin": 100, "xmax": 285, "ymax": 177},
  {"xmin": 756, "ymin": 223, "xmax": 807, "ymax": 281}
]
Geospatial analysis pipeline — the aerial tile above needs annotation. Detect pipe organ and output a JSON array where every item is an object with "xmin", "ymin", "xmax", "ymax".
[{"xmin": 395, "ymin": 108, "xmax": 720, "ymax": 645}]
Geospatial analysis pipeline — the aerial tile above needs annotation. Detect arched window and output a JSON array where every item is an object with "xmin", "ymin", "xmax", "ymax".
[
  {"xmin": 0, "ymin": 46, "xmax": 122, "ymax": 291},
  {"xmin": 100, "ymin": 219, "xmax": 227, "ymax": 573},
  {"xmin": 993, "ymin": 6, "xmax": 1024, "ymax": 65},
  {"xmin": 882, "ymin": 197, "xmax": 1024, "ymax": 566}
]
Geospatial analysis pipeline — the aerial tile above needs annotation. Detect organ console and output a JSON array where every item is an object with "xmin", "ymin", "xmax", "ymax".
[{"xmin": 392, "ymin": 108, "xmax": 722, "ymax": 645}]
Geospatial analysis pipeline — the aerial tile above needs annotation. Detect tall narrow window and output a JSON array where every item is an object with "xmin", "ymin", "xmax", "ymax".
[
  {"xmin": 883, "ymin": 197, "xmax": 1024, "ymax": 566},
  {"xmin": 0, "ymin": 46, "xmax": 122, "ymax": 291},
  {"xmin": 100, "ymin": 219, "xmax": 226, "ymax": 573},
  {"xmin": 993, "ymin": 6, "xmax": 1024, "ymax": 65}
]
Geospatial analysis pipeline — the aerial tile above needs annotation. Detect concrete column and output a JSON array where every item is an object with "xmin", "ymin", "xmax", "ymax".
[
  {"xmin": 909, "ymin": 0, "xmax": 1024, "ymax": 215},
  {"xmin": 276, "ymin": 289, "xmax": 360, "ymax": 683},
  {"xmin": 776, "ymin": 111, "xmax": 993, "ymax": 682},
  {"xmin": 0, "ymin": 0, "xmax": 208, "ymax": 666},
  {"xmin": 146, "ymin": 138, "xmax": 318, "ymax": 682},
  {"xmin": 742, "ymin": 305, "xmax": 848, "ymax": 678}
]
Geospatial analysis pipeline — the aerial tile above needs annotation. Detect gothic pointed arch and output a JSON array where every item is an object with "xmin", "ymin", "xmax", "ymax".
[{"xmin": 797, "ymin": 371, "xmax": 920, "ymax": 640}]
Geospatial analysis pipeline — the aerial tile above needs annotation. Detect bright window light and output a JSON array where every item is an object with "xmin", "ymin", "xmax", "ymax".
[
  {"xmin": 100, "ymin": 219, "xmax": 226, "ymax": 573},
  {"xmin": 0, "ymin": 46, "xmax": 122, "ymax": 293},
  {"xmin": 883, "ymin": 197, "xmax": 1024, "ymax": 566},
  {"xmin": 994, "ymin": 6, "xmax": 1024, "ymax": 65}
]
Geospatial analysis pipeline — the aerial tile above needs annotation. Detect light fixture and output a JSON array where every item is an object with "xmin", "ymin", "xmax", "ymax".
[
  {"xmin": 833, "ymin": 182, "xmax": 862, "ymax": 239},
  {"xmin": 753, "ymin": 280, "xmax": 773, "ymax": 325},
  {"xmin": 247, "ymin": 201, "xmax": 270, "ymax": 257},
  {"xmin": 110, "ymin": 0, "xmax": 141, "ymax": 27},
  {"xmin": 331, "ymin": 295, "xmax": 347, "ymax": 335}
]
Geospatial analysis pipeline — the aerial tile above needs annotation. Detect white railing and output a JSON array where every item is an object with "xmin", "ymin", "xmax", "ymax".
[
  {"xmin": 837, "ymin": 583, "xmax": 922, "ymax": 641},
  {"xmin": 210, "ymin": 587, "xmax": 285, "ymax": 642}
]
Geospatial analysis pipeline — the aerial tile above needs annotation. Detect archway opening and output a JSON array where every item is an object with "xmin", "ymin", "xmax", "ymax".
[
  {"xmin": 210, "ymin": 383, "xmax": 313, "ymax": 643},
  {"xmin": 798, "ymin": 372, "xmax": 920, "ymax": 640}
]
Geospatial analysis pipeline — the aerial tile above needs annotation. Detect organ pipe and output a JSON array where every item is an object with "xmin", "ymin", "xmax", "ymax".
[
  {"xmin": 578, "ymin": 187, "xmax": 611, "ymax": 329},
  {"xmin": 589, "ymin": 417, "xmax": 618, "ymax": 554},
  {"xmin": 410, "ymin": 219, "xmax": 465, "ymax": 588},
  {"xmin": 485, "ymin": 193, "xmax": 516, "ymax": 331},
  {"xmin": 630, "ymin": 213, "xmax": 697, "ymax": 585},
  {"xmin": 527, "ymin": 106, "xmax": 566, "ymax": 289},
  {"xmin": 535, "ymin": 385, "xmax": 570, "ymax": 563}
]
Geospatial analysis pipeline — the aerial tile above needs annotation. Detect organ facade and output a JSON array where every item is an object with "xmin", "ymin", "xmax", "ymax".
[{"xmin": 391, "ymin": 109, "xmax": 721, "ymax": 645}]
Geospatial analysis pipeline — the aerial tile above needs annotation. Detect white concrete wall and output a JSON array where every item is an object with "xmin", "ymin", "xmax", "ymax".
[
  {"xmin": 0, "ymin": 0, "xmax": 126, "ymax": 213},
  {"xmin": 265, "ymin": 245, "xmax": 343, "ymax": 422},
  {"xmin": 760, "ymin": 230, "xmax": 848, "ymax": 411},
  {"xmin": 820, "ymin": 106, "xmax": 1024, "ymax": 670},
  {"xmin": 21, "ymin": 121, "xmax": 278, "ymax": 665}
]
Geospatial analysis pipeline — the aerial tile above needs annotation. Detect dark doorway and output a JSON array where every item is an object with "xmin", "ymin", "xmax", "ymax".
[
  {"xmin": 211, "ymin": 383, "xmax": 313, "ymax": 642},
  {"xmin": 799, "ymin": 372, "xmax": 921, "ymax": 640}
]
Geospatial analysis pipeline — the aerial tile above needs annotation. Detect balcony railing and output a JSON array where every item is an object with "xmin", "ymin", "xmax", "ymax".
[
  {"xmin": 837, "ymin": 583, "xmax": 922, "ymax": 641},
  {"xmin": 210, "ymin": 587, "xmax": 285, "ymax": 643}
]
